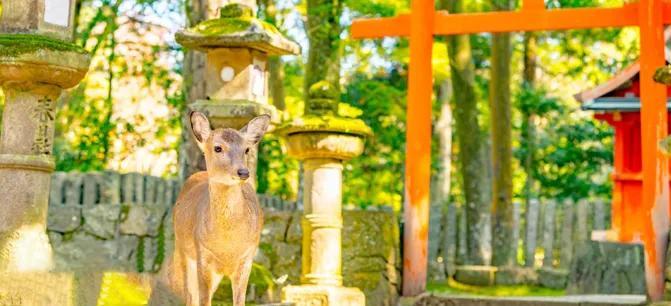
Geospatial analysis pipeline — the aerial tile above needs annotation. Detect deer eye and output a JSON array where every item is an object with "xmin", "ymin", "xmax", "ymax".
[
  {"xmin": 245, "ymin": 148, "xmax": 250, "ymax": 154},
  {"xmin": 214, "ymin": 146, "xmax": 223, "ymax": 153}
]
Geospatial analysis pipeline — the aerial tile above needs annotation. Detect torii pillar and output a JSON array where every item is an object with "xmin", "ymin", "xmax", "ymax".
[{"xmin": 352, "ymin": 0, "xmax": 670, "ymax": 300}]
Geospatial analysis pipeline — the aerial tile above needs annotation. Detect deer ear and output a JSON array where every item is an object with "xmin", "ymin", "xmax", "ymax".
[
  {"xmin": 190, "ymin": 112, "xmax": 211, "ymax": 148},
  {"xmin": 241, "ymin": 115, "xmax": 270, "ymax": 144}
]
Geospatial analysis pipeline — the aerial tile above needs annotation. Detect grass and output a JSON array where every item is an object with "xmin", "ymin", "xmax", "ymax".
[{"xmin": 427, "ymin": 278, "xmax": 566, "ymax": 297}]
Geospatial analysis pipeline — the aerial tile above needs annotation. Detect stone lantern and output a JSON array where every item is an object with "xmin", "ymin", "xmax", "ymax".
[
  {"xmin": 176, "ymin": 3, "xmax": 299, "ymax": 183},
  {"xmin": 280, "ymin": 81, "xmax": 371, "ymax": 306},
  {"xmin": 0, "ymin": 0, "xmax": 77, "ymax": 42},
  {"xmin": 0, "ymin": 1, "xmax": 89, "ymax": 271}
]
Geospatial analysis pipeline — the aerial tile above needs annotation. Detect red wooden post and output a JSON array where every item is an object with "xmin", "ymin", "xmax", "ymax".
[
  {"xmin": 402, "ymin": 0, "xmax": 435, "ymax": 296},
  {"xmin": 637, "ymin": 0, "xmax": 669, "ymax": 300}
]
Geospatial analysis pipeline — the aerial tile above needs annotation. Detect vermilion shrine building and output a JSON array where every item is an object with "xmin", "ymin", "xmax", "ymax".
[{"xmin": 576, "ymin": 29, "xmax": 671, "ymax": 243}]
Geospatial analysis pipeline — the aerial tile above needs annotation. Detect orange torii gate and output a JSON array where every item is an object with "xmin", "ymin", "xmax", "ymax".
[{"xmin": 352, "ymin": 0, "xmax": 671, "ymax": 300}]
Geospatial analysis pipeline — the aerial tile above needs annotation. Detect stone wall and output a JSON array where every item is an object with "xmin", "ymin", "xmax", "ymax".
[
  {"xmin": 46, "ymin": 171, "xmax": 401, "ymax": 306},
  {"xmin": 47, "ymin": 171, "xmax": 180, "ymax": 272},
  {"xmin": 258, "ymin": 209, "xmax": 401, "ymax": 306}
]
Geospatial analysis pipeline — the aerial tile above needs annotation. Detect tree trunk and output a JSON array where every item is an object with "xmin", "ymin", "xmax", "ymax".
[
  {"xmin": 442, "ymin": 0, "xmax": 491, "ymax": 266},
  {"xmin": 305, "ymin": 0, "xmax": 342, "ymax": 95},
  {"xmin": 179, "ymin": 0, "xmax": 229, "ymax": 181},
  {"xmin": 429, "ymin": 80, "xmax": 453, "ymax": 279},
  {"xmin": 258, "ymin": 0, "xmax": 286, "ymax": 110},
  {"xmin": 435, "ymin": 81, "xmax": 453, "ymax": 217},
  {"xmin": 489, "ymin": 0, "xmax": 515, "ymax": 267},
  {"xmin": 522, "ymin": 32, "xmax": 538, "ymax": 204}
]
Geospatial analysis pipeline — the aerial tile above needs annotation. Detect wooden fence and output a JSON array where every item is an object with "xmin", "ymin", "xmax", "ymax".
[
  {"xmin": 428, "ymin": 198, "xmax": 611, "ymax": 279},
  {"xmin": 49, "ymin": 171, "xmax": 296, "ymax": 211}
]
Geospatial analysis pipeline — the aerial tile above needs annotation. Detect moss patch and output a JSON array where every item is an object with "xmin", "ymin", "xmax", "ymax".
[
  {"xmin": 427, "ymin": 278, "xmax": 565, "ymax": 297},
  {"xmin": 309, "ymin": 81, "xmax": 338, "ymax": 99},
  {"xmin": 278, "ymin": 115, "xmax": 373, "ymax": 137},
  {"xmin": 96, "ymin": 273, "xmax": 151, "ymax": 306},
  {"xmin": 220, "ymin": 3, "xmax": 254, "ymax": 18},
  {"xmin": 654, "ymin": 65, "xmax": 671, "ymax": 85},
  {"xmin": 0, "ymin": 34, "xmax": 87, "ymax": 58},
  {"xmin": 188, "ymin": 17, "xmax": 281, "ymax": 37}
]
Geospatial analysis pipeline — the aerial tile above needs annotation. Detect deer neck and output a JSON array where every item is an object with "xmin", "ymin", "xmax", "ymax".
[{"xmin": 207, "ymin": 181, "xmax": 245, "ymax": 215}]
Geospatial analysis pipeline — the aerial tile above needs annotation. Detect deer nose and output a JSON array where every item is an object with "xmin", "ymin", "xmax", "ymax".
[{"xmin": 237, "ymin": 168, "xmax": 250, "ymax": 180}]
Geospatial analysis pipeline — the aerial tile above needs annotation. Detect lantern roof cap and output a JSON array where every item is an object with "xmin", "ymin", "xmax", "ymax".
[
  {"xmin": 175, "ymin": 4, "xmax": 300, "ymax": 56},
  {"xmin": 0, "ymin": 34, "xmax": 90, "ymax": 89}
]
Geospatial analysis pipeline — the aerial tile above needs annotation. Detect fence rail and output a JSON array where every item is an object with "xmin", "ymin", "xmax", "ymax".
[{"xmin": 48, "ymin": 171, "xmax": 297, "ymax": 211}]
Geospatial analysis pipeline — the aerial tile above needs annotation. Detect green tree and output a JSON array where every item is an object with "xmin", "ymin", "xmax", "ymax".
[
  {"xmin": 442, "ymin": 0, "xmax": 491, "ymax": 265},
  {"xmin": 489, "ymin": 0, "xmax": 515, "ymax": 267}
]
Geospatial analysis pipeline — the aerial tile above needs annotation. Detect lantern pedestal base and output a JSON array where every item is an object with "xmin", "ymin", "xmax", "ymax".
[
  {"xmin": 0, "ymin": 154, "xmax": 56, "ymax": 271},
  {"xmin": 282, "ymin": 284, "xmax": 365, "ymax": 306}
]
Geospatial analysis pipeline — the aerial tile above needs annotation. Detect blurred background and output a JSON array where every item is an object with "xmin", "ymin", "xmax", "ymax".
[{"xmin": 22, "ymin": 0, "xmax": 639, "ymax": 211}]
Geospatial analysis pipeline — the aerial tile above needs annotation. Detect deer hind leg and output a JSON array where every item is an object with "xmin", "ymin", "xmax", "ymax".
[{"xmin": 231, "ymin": 257, "xmax": 254, "ymax": 306}]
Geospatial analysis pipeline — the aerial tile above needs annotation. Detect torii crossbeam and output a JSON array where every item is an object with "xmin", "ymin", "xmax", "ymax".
[{"xmin": 352, "ymin": 0, "xmax": 671, "ymax": 300}]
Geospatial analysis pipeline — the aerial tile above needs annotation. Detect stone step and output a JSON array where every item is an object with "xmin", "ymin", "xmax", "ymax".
[
  {"xmin": 213, "ymin": 303, "xmax": 294, "ymax": 306},
  {"xmin": 402, "ymin": 294, "xmax": 647, "ymax": 306}
]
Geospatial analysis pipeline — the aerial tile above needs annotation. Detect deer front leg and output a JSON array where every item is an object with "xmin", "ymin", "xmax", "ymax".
[
  {"xmin": 231, "ymin": 257, "xmax": 254, "ymax": 306},
  {"xmin": 197, "ymin": 249, "xmax": 223, "ymax": 306}
]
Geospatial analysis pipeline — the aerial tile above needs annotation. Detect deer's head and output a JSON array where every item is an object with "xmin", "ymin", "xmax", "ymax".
[{"xmin": 190, "ymin": 112, "xmax": 270, "ymax": 185}]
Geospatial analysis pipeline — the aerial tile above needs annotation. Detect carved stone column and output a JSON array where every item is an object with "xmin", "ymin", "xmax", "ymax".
[
  {"xmin": 301, "ymin": 158, "xmax": 344, "ymax": 286},
  {"xmin": 280, "ymin": 82, "xmax": 370, "ymax": 306},
  {"xmin": 176, "ymin": 3, "xmax": 299, "ymax": 185},
  {"xmin": 0, "ymin": 34, "xmax": 89, "ymax": 271}
]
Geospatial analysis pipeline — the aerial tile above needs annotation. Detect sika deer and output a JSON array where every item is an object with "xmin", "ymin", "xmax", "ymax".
[{"xmin": 152, "ymin": 112, "xmax": 270, "ymax": 306}]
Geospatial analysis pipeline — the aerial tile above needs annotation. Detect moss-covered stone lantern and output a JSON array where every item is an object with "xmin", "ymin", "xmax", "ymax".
[
  {"xmin": 0, "ymin": 1, "xmax": 89, "ymax": 271},
  {"xmin": 279, "ymin": 81, "xmax": 370, "ymax": 306},
  {"xmin": 0, "ymin": 0, "xmax": 77, "ymax": 42},
  {"xmin": 176, "ymin": 2, "xmax": 299, "ymax": 183}
]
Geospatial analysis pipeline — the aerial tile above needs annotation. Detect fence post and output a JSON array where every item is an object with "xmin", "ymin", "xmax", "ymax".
[
  {"xmin": 559, "ymin": 199, "xmax": 574, "ymax": 269},
  {"xmin": 428, "ymin": 198, "xmax": 444, "ymax": 278},
  {"xmin": 64, "ymin": 173, "xmax": 83, "ymax": 205},
  {"xmin": 145, "ymin": 176, "xmax": 157, "ymax": 205},
  {"xmin": 576, "ymin": 199, "xmax": 589, "ymax": 243},
  {"xmin": 101, "ymin": 171, "xmax": 121, "ymax": 204},
  {"xmin": 50, "ymin": 172, "xmax": 65, "ymax": 206},
  {"xmin": 457, "ymin": 206, "xmax": 467, "ymax": 265},
  {"xmin": 593, "ymin": 198, "xmax": 606, "ymax": 231},
  {"xmin": 524, "ymin": 199, "xmax": 540, "ymax": 267},
  {"xmin": 443, "ymin": 202, "xmax": 458, "ymax": 277},
  {"xmin": 134, "ymin": 173, "xmax": 145, "ymax": 204},
  {"xmin": 82, "ymin": 172, "xmax": 101, "ymax": 206},
  {"xmin": 122, "ymin": 173, "xmax": 134, "ymax": 204},
  {"xmin": 542, "ymin": 199, "xmax": 556, "ymax": 268}
]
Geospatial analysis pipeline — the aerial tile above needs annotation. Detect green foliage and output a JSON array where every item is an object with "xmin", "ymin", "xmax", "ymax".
[
  {"xmin": 152, "ymin": 219, "xmax": 166, "ymax": 272},
  {"xmin": 136, "ymin": 237, "xmax": 145, "ymax": 273},
  {"xmin": 514, "ymin": 85, "xmax": 613, "ymax": 200},
  {"xmin": 257, "ymin": 134, "xmax": 299, "ymax": 199},
  {"xmin": 341, "ymin": 68, "xmax": 408, "ymax": 209},
  {"xmin": 55, "ymin": 0, "xmax": 184, "ymax": 175}
]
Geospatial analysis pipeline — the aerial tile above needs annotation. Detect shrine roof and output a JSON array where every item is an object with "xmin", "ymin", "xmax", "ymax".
[
  {"xmin": 575, "ymin": 28, "xmax": 671, "ymax": 104},
  {"xmin": 581, "ymin": 97, "xmax": 671, "ymax": 112}
]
